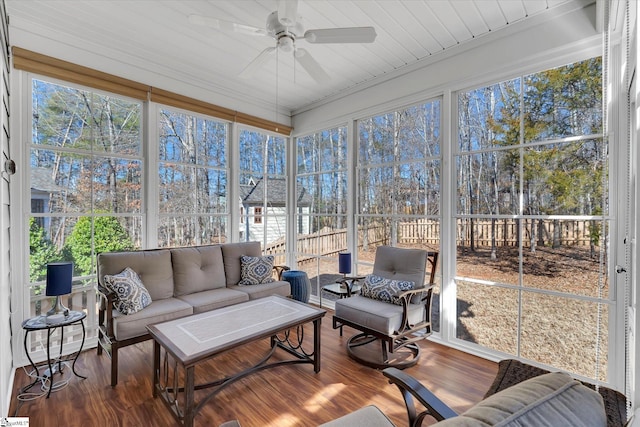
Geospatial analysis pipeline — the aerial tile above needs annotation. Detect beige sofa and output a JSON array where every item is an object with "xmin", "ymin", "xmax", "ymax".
[{"xmin": 96, "ymin": 242, "xmax": 290, "ymax": 386}]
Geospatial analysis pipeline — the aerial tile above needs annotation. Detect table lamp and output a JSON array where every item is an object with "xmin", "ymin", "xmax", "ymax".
[
  {"xmin": 339, "ymin": 252, "xmax": 351, "ymax": 277},
  {"xmin": 46, "ymin": 262, "xmax": 73, "ymax": 322}
]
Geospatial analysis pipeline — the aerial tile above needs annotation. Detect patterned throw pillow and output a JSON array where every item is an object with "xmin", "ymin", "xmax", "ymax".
[
  {"xmin": 239, "ymin": 255, "xmax": 275, "ymax": 285},
  {"xmin": 361, "ymin": 274, "xmax": 415, "ymax": 305},
  {"xmin": 103, "ymin": 267, "xmax": 152, "ymax": 315}
]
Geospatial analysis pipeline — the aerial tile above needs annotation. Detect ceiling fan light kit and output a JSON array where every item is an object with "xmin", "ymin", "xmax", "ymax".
[{"xmin": 189, "ymin": 0, "xmax": 377, "ymax": 83}]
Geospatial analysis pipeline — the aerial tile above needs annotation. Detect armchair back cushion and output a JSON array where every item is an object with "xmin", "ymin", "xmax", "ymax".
[
  {"xmin": 372, "ymin": 246, "xmax": 428, "ymax": 289},
  {"xmin": 172, "ymin": 245, "xmax": 227, "ymax": 296},
  {"xmin": 221, "ymin": 241, "xmax": 262, "ymax": 286},
  {"xmin": 98, "ymin": 249, "xmax": 174, "ymax": 301},
  {"xmin": 435, "ymin": 372, "xmax": 606, "ymax": 427}
]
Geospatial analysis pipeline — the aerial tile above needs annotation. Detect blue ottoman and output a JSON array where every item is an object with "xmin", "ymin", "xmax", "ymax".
[{"xmin": 281, "ymin": 270, "xmax": 310, "ymax": 303}]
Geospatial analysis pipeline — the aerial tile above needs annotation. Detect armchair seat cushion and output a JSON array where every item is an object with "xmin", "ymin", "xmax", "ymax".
[{"xmin": 335, "ymin": 295, "xmax": 424, "ymax": 335}]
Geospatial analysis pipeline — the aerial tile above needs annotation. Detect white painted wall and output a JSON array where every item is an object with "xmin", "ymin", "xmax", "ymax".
[{"xmin": 0, "ymin": 0, "xmax": 12, "ymax": 416}]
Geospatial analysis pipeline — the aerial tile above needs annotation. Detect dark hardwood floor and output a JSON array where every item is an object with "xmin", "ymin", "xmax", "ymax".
[{"xmin": 9, "ymin": 310, "xmax": 497, "ymax": 427}]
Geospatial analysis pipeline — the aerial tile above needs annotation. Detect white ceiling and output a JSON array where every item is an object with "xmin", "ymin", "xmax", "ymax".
[{"xmin": 7, "ymin": 0, "xmax": 593, "ymax": 118}]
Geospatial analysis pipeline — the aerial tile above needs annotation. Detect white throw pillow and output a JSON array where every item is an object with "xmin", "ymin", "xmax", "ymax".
[{"xmin": 103, "ymin": 267, "xmax": 152, "ymax": 315}]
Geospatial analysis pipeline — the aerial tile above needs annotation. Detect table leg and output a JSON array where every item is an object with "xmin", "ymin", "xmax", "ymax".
[
  {"xmin": 313, "ymin": 318, "xmax": 322, "ymax": 373},
  {"xmin": 71, "ymin": 319, "xmax": 87, "ymax": 379},
  {"xmin": 183, "ymin": 366, "xmax": 195, "ymax": 427},
  {"xmin": 152, "ymin": 341, "xmax": 160, "ymax": 398},
  {"xmin": 45, "ymin": 328, "xmax": 54, "ymax": 398}
]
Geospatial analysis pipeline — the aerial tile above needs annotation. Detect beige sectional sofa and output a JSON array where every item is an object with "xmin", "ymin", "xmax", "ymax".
[{"xmin": 96, "ymin": 241, "xmax": 290, "ymax": 386}]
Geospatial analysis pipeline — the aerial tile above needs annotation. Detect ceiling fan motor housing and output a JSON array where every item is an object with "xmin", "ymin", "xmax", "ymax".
[{"xmin": 266, "ymin": 11, "xmax": 303, "ymax": 52}]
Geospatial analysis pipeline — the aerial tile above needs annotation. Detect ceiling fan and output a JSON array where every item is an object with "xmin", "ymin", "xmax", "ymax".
[{"xmin": 188, "ymin": 0, "xmax": 377, "ymax": 83}]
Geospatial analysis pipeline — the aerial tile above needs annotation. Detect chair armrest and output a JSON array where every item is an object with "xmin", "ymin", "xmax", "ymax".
[
  {"xmin": 394, "ymin": 286, "xmax": 434, "ymax": 335},
  {"xmin": 397, "ymin": 285, "xmax": 434, "ymax": 302},
  {"xmin": 96, "ymin": 284, "xmax": 117, "ymax": 338},
  {"xmin": 273, "ymin": 265, "xmax": 290, "ymax": 280},
  {"xmin": 382, "ymin": 367, "xmax": 458, "ymax": 426}
]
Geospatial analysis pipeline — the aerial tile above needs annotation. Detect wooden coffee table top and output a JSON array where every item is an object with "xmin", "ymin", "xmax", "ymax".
[{"xmin": 147, "ymin": 295, "xmax": 325, "ymax": 366}]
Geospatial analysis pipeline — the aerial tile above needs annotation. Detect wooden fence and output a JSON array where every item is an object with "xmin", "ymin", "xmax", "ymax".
[{"xmin": 266, "ymin": 218, "xmax": 599, "ymax": 258}]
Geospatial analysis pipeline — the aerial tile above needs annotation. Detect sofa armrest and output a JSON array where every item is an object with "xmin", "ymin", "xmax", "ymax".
[
  {"xmin": 273, "ymin": 265, "xmax": 290, "ymax": 280},
  {"xmin": 382, "ymin": 367, "xmax": 458, "ymax": 426}
]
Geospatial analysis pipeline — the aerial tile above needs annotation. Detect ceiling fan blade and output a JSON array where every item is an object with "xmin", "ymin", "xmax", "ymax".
[
  {"xmin": 277, "ymin": 0, "xmax": 299, "ymax": 27},
  {"xmin": 188, "ymin": 14, "xmax": 267, "ymax": 37},
  {"xmin": 239, "ymin": 47, "xmax": 276, "ymax": 79},
  {"xmin": 295, "ymin": 48, "xmax": 330, "ymax": 83},
  {"xmin": 304, "ymin": 27, "xmax": 377, "ymax": 44}
]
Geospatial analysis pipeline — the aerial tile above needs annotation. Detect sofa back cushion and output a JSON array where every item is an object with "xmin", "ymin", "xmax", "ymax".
[
  {"xmin": 97, "ymin": 249, "xmax": 174, "ymax": 301},
  {"xmin": 221, "ymin": 242, "xmax": 262, "ymax": 286},
  {"xmin": 172, "ymin": 245, "xmax": 227, "ymax": 296},
  {"xmin": 434, "ymin": 372, "xmax": 606, "ymax": 427}
]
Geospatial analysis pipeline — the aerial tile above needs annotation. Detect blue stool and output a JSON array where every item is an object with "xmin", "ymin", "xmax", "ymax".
[{"xmin": 281, "ymin": 270, "xmax": 310, "ymax": 303}]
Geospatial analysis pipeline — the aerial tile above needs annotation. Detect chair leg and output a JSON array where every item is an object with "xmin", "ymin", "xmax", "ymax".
[
  {"xmin": 111, "ymin": 346, "xmax": 118, "ymax": 387},
  {"xmin": 381, "ymin": 340, "xmax": 389, "ymax": 363},
  {"xmin": 346, "ymin": 333, "xmax": 421, "ymax": 370}
]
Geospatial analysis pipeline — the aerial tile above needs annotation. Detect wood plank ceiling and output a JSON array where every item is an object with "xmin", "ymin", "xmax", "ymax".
[{"xmin": 7, "ymin": 0, "xmax": 582, "ymax": 116}]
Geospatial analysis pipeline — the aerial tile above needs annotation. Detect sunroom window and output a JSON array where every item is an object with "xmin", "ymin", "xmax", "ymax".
[
  {"xmin": 29, "ymin": 78, "xmax": 142, "ymax": 355},
  {"xmin": 455, "ymin": 57, "xmax": 607, "ymax": 381}
]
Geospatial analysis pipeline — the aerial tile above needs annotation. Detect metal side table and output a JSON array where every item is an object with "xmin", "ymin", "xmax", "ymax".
[
  {"xmin": 320, "ymin": 276, "xmax": 365, "ymax": 307},
  {"xmin": 21, "ymin": 310, "xmax": 87, "ymax": 398}
]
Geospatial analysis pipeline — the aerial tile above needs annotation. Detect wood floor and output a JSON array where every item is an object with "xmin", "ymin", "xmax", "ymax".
[{"xmin": 9, "ymin": 311, "xmax": 498, "ymax": 427}]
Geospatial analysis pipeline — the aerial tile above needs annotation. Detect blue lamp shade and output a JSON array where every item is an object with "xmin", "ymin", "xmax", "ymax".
[
  {"xmin": 46, "ymin": 262, "xmax": 73, "ymax": 297},
  {"xmin": 339, "ymin": 252, "xmax": 352, "ymax": 275}
]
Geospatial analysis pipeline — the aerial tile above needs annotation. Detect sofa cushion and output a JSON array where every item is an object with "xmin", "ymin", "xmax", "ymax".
[
  {"xmin": 113, "ymin": 297, "xmax": 193, "ymax": 341},
  {"xmin": 177, "ymin": 288, "xmax": 249, "ymax": 313},
  {"xmin": 103, "ymin": 267, "xmax": 152, "ymax": 315},
  {"xmin": 334, "ymin": 295, "xmax": 424, "ymax": 335},
  {"xmin": 172, "ymin": 245, "xmax": 227, "ymax": 296},
  {"xmin": 221, "ymin": 242, "xmax": 262, "ymax": 286},
  {"xmin": 229, "ymin": 280, "xmax": 291, "ymax": 300},
  {"xmin": 361, "ymin": 274, "xmax": 414, "ymax": 305},
  {"xmin": 239, "ymin": 255, "xmax": 275, "ymax": 285},
  {"xmin": 98, "ymin": 249, "xmax": 174, "ymax": 301},
  {"xmin": 434, "ymin": 372, "xmax": 606, "ymax": 427}
]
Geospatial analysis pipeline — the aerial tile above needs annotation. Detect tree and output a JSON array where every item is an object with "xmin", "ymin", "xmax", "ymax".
[
  {"xmin": 29, "ymin": 218, "xmax": 60, "ymax": 282},
  {"xmin": 64, "ymin": 216, "xmax": 134, "ymax": 276}
]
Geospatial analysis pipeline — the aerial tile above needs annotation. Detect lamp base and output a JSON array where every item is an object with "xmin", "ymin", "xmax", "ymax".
[{"xmin": 46, "ymin": 296, "xmax": 69, "ymax": 317}]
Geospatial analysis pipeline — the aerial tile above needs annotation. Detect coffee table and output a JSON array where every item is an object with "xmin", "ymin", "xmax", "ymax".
[{"xmin": 147, "ymin": 295, "xmax": 325, "ymax": 427}]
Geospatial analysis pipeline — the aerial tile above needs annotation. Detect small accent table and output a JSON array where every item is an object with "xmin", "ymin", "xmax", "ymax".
[
  {"xmin": 320, "ymin": 276, "xmax": 365, "ymax": 307},
  {"xmin": 21, "ymin": 310, "xmax": 87, "ymax": 398}
]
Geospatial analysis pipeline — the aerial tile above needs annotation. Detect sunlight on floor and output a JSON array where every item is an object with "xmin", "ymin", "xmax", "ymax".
[{"xmin": 304, "ymin": 382, "xmax": 348, "ymax": 413}]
